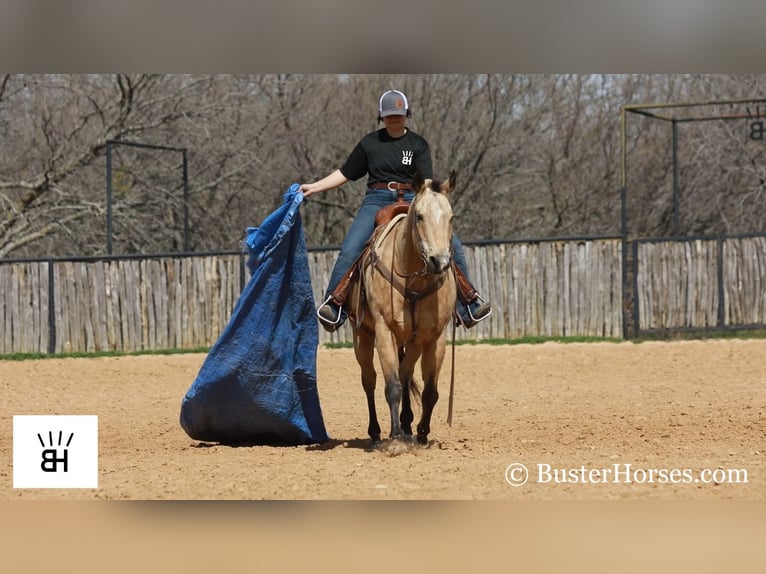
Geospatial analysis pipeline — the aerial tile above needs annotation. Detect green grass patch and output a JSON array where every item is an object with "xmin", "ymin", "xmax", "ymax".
[
  {"xmin": 4, "ymin": 329, "xmax": 765, "ymax": 360},
  {"xmin": 632, "ymin": 329, "xmax": 766, "ymax": 343},
  {"xmin": 323, "ymin": 335, "xmax": 624, "ymax": 349},
  {"xmin": 323, "ymin": 330, "xmax": 766, "ymax": 350},
  {"xmin": 0, "ymin": 347, "xmax": 210, "ymax": 361},
  {"xmin": 454, "ymin": 336, "xmax": 624, "ymax": 346}
]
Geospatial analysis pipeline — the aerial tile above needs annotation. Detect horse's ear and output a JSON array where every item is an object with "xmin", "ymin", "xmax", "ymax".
[
  {"xmin": 412, "ymin": 170, "xmax": 424, "ymax": 192},
  {"xmin": 442, "ymin": 170, "xmax": 457, "ymax": 195}
]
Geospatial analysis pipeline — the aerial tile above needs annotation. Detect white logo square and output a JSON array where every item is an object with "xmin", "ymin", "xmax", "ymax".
[{"xmin": 13, "ymin": 415, "xmax": 99, "ymax": 489}]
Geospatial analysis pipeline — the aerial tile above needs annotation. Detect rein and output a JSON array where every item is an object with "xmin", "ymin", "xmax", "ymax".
[
  {"xmin": 370, "ymin": 248, "xmax": 446, "ymax": 303},
  {"xmin": 447, "ymin": 318, "xmax": 456, "ymax": 426},
  {"xmin": 369, "ymin": 210, "xmax": 446, "ymax": 304}
]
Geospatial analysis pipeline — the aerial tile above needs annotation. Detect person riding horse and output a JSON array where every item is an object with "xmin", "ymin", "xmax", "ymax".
[{"xmin": 300, "ymin": 89, "xmax": 491, "ymax": 331}]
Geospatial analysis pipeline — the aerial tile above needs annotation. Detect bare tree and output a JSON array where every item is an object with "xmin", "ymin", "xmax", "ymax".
[
  {"xmin": 3, "ymin": 74, "xmax": 766, "ymax": 260},
  {"xmin": 0, "ymin": 75, "xmax": 264, "ymax": 257}
]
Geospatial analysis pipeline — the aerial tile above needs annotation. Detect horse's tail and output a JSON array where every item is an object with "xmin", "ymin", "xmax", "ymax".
[{"xmin": 398, "ymin": 346, "xmax": 422, "ymax": 406}]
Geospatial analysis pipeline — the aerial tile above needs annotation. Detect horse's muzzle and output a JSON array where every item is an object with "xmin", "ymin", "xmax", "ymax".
[{"xmin": 427, "ymin": 254, "xmax": 452, "ymax": 275}]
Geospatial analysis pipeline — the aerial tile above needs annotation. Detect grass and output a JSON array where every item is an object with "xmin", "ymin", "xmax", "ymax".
[
  {"xmin": 635, "ymin": 329, "xmax": 766, "ymax": 342},
  {"xmin": 319, "ymin": 330, "xmax": 766, "ymax": 350},
  {"xmin": 0, "ymin": 347, "xmax": 210, "ymax": 361},
  {"xmin": 323, "ymin": 335, "xmax": 623, "ymax": 350},
  {"xmin": 2, "ymin": 330, "xmax": 766, "ymax": 360}
]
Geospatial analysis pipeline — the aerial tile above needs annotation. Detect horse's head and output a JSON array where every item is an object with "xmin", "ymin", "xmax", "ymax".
[{"xmin": 409, "ymin": 170, "xmax": 456, "ymax": 275}]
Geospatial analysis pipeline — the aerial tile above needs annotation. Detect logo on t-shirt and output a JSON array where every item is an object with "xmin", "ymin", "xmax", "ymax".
[{"xmin": 402, "ymin": 150, "xmax": 413, "ymax": 166}]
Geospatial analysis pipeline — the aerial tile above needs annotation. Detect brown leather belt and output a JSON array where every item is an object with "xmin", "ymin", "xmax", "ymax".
[{"xmin": 370, "ymin": 182, "xmax": 412, "ymax": 191}]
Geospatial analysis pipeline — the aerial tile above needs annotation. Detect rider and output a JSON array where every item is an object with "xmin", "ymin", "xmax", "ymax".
[{"xmin": 300, "ymin": 89, "xmax": 491, "ymax": 332}]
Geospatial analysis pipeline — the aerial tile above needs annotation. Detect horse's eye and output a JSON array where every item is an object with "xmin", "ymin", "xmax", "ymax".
[{"xmin": 416, "ymin": 213, "xmax": 424, "ymax": 222}]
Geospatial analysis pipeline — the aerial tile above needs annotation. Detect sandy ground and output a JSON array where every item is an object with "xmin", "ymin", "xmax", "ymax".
[{"xmin": 1, "ymin": 339, "xmax": 765, "ymax": 500}]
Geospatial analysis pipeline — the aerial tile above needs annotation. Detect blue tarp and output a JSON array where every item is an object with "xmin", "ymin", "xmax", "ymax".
[{"xmin": 180, "ymin": 185, "xmax": 329, "ymax": 445}]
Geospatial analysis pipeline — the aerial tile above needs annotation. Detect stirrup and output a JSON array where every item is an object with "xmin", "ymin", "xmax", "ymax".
[
  {"xmin": 317, "ymin": 295, "xmax": 345, "ymax": 332},
  {"xmin": 456, "ymin": 295, "xmax": 492, "ymax": 328},
  {"xmin": 467, "ymin": 295, "xmax": 492, "ymax": 322}
]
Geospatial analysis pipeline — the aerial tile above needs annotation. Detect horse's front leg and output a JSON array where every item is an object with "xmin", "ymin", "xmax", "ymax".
[
  {"xmin": 375, "ymin": 329, "xmax": 404, "ymax": 440},
  {"xmin": 354, "ymin": 329, "xmax": 380, "ymax": 443},
  {"xmin": 399, "ymin": 344, "xmax": 422, "ymax": 436},
  {"xmin": 416, "ymin": 334, "xmax": 447, "ymax": 445}
]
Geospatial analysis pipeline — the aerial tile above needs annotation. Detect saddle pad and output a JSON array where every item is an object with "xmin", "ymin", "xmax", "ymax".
[{"xmin": 374, "ymin": 213, "xmax": 407, "ymax": 250}]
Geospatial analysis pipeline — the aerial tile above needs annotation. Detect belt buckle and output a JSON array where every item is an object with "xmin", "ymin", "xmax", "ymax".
[{"xmin": 387, "ymin": 181, "xmax": 398, "ymax": 191}]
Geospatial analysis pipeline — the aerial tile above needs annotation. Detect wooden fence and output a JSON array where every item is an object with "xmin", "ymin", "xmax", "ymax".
[
  {"xmin": 1, "ymin": 239, "xmax": 624, "ymax": 355},
  {"xmin": 309, "ymin": 239, "xmax": 624, "ymax": 345},
  {"xmin": 2, "ymin": 234, "xmax": 764, "ymax": 355},
  {"xmin": 0, "ymin": 255, "xmax": 245, "ymax": 354},
  {"xmin": 635, "ymin": 235, "xmax": 766, "ymax": 332}
]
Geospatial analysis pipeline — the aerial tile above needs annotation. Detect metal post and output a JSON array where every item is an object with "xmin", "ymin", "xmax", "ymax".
[
  {"xmin": 631, "ymin": 240, "xmax": 640, "ymax": 337},
  {"xmin": 182, "ymin": 149, "xmax": 190, "ymax": 252},
  {"xmin": 620, "ymin": 105, "xmax": 630, "ymax": 339},
  {"xmin": 48, "ymin": 259, "xmax": 56, "ymax": 354},
  {"xmin": 621, "ymin": 185, "xmax": 629, "ymax": 340},
  {"xmin": 240, "ymin": 251, "xmax": 246, "ymax": 293},
  {"xmin": 717, "ymin": 237, "xmax": 725, "ymax": 328},
  {"xmin": 106, "ymin": 141, "xmax": 113, "ymax": 255},
  {"xmin": 672, "ymin": 120, "xmax": 680, "ymax": 236}
]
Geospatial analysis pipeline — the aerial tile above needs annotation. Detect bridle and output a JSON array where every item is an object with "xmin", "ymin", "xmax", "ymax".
[
  {"xmin": 371, "ymin": 194, "xmax": 451, "ymax": 304},
  {"xmin": 395, "ymin": 206, "xmax": 435, "ymax": 278}
]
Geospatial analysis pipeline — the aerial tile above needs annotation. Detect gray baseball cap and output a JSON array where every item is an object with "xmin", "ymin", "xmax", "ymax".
[{"xmin": 379, "ymin": 90, "xmax": 409, "ymax": 117}]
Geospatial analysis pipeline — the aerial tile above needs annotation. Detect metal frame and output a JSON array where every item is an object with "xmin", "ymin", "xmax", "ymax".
[
  {"xmin": 105, "ymin": 139, "xmax": 189, "ymax": 255},
  {"xmin": 620, "ymin": 97, "xmax": 766, "ymax": 238},
  {"xmin": 620, "ymin": 97, "xmax": 766, "ymax": 338}
]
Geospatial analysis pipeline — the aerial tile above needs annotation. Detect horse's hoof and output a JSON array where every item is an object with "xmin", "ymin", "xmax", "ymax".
[
  {"xmin": 388, "ymin": 433, "xmax": 414, "ymax": 444},
  {"xmin": 416, "ymin": 434, "xmax": 428, "ymax": 446}
]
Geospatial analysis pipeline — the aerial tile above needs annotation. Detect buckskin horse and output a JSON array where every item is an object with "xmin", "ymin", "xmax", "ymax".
[{"xmin": 346, "ymin": 170, "xmax": 458, "ymax": 445}]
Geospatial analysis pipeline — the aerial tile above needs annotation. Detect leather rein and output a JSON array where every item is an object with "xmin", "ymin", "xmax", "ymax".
[{"xmin": 369, "ymin": 211, "xmax": 447, "ymax": 309}]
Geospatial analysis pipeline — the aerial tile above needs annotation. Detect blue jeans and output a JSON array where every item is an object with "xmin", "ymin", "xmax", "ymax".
[{"xmin": 324, "ymin": 188, "xmax": 471, "ymax": 300}]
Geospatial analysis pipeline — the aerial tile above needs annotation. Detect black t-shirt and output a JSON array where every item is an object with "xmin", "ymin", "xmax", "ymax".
[{"xmin": 339, "ymin": 128, "xmax": 433, "ymax": 187}]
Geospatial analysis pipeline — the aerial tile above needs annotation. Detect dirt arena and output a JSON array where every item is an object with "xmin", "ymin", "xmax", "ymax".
[{"xmin": 1, "ymin": 339, "xmax": 764, "ymax": 500}]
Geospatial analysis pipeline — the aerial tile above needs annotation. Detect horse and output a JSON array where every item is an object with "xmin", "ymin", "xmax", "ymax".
[{"xmin": 347, "ymin": 170, "xmax": 457, "ymax": 445}]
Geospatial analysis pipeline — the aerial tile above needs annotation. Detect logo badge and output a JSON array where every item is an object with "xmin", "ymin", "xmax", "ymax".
[{"xmin": 13, "ymin": 415, "xmax": 98, "ymax": 489}]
